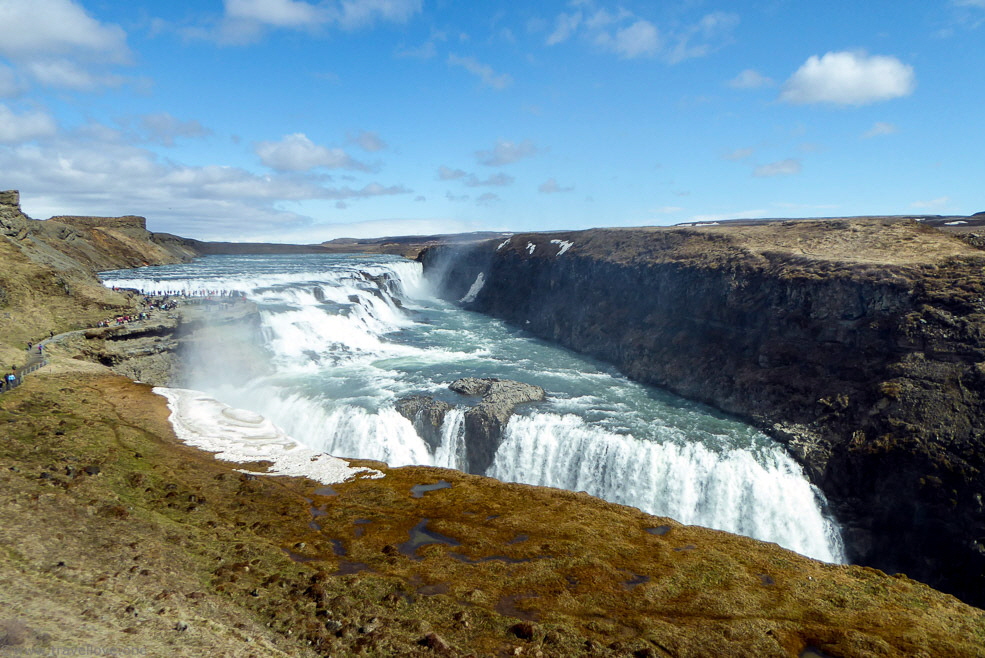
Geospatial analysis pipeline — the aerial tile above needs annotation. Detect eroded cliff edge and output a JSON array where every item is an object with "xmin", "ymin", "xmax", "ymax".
[{"xmin": 421, "ymin": 218, "xmax": 985, "ymax": 607}]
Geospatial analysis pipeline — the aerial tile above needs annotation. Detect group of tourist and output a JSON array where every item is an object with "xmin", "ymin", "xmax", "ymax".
[
  {"xmin": 95, "ymin": 295, "xmax": 182, "ymax": 327},
  {"xmin": 2, "ymin": 295, "xmax": 185, "ymax": 394}
]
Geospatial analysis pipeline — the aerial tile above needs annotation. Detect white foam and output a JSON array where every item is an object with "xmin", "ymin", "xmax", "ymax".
[
  {"xmin": 460, "ymin": 272, "xmax": 485, "ymax": 303},
  {"xmin": 154, "ymin": 387, "xmax": 382, "ymax": 484},
  {"xmin": 550, "ymin": 239, "xmax": 573, "ymax": 256}
]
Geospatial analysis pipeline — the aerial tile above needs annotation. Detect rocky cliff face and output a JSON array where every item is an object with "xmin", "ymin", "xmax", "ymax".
[{"xmin": 421, "ymin": 219, "xmax": 985, "ymax": 607}]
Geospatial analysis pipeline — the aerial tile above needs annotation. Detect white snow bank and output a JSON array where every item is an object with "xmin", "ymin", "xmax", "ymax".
[
  {"xmin": 460, "ymin": 272, "xmax": 485, "ymax": 303},
  {"xmin": 550, "ymin": 239, "xmax": 573, "ymax": 256},
  {"xmin": 154, "ymin": 387, "xmax": 383, "ymax": 484}
]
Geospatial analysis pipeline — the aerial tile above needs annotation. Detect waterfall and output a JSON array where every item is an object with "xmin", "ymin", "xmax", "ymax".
[
  {"xmin": 488, "ymin": 412, "xmax": 844, "ymax": 562},
  {"xmin": 100, "ymin": 253, "xmax": 845, "ymax": 564}
]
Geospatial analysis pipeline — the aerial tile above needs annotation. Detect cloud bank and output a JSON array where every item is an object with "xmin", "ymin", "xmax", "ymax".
[{"xmin": 781, "ymin": 51, "xmax": 915, "ymax": 106}]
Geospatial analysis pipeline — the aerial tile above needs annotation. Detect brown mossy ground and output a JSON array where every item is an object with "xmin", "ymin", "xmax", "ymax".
[{"xmin": 2, "ymin": 366, "xmax": 985, "ymax": 657}]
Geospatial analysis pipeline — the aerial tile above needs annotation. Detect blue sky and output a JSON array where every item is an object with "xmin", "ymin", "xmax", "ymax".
[{"xmin": 0, "ymin": 0, "xmax": 982, "ymax": 242}]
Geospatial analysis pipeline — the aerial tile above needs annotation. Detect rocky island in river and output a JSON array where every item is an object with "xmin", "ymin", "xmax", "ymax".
[{"xmin": 2, "ymin": 189, "xmax": 985, "ymax": 656}]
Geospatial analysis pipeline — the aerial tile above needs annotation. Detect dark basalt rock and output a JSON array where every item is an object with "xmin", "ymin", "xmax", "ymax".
[
  {"xmin": 395, "ymin": 396, "xmax": 452, "ymax": 450},
  {"xmin": 396, "ymin": 379, "xmax": 546, "ymax": 474},
  {"xmin": 449, "ymin": 378, "xmax": 546, "ymax": 474}
]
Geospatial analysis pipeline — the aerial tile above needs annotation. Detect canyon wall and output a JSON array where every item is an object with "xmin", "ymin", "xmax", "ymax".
[{"xmin": 420, "ymin": 219, "xmax": 985, "ymax": 607}]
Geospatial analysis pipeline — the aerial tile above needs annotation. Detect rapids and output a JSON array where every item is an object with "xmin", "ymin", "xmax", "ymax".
[{"xmin": 101, "ymin": 253, "xmax": 845, "ymax": 563}]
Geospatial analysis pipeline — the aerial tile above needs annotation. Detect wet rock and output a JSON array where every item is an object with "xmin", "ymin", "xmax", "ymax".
[
  {"xmin": 395, "ymin": 396, "xmax": 452, "ymax": 450},
  {"xmin": 449, "ymin": 378, "xmax": 546, "ymax": 473}
]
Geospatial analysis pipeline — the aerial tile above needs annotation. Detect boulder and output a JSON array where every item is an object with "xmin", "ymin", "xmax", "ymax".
[
  {"xmin": 395, "ymin": 396, "xmax": 452, "ymax": 450},
  {"xmin": 449, "ymin": 378, "xmax": 546, "ymax": 473}
]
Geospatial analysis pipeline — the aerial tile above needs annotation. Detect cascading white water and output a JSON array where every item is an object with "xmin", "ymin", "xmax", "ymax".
[
  {"xmin": 100, "ymin": 253, "xmax": 845, "ymax": 563},
  {"xmin": 488, "ymin": 413, "xmax": 842, "ymax": 562}
]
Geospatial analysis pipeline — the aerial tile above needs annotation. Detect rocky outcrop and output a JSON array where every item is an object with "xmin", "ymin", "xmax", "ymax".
[
  {"xmin": 76, "ymin": 301, "xmax": 264, "ymax": 387},
  {"xmin": 81, "ymin": 317, "xmax": 181, "ymax": 386},
  {"xmin": 421, "ymin": 219, "xmax": 985, "ymax": 607},
  {"xmin": 396, "ymin": 378, "xmax": 546, "ymax": 473},
  {"xmin": 49, "ymin": 215, "xmax": 148, "ymax": 230},
  {"xmin": 450, "ymin": 378, "xmax": 546, "ymax": 473},
  {"xmin": 395, "ymin": 395, "xmax": 452, "ymax": 450}
]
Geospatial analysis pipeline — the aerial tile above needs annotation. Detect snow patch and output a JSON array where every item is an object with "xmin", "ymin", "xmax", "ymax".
[
  {"xmin": 496, "ymin": 238, "xmax": 511, "ymax": 251},
  {"xmin": 945, "ymin": 220, "xmax": 967, "ymax": 225},
  {"xmin": 526, "ymin": 242, "xmax": 536, "ymax": 255},
  {"xmin": 550, "ymin": 239, "xmax": 573, "ymax": 256},
  {"xmin": 154, "ymin": 387, "xmax": 382, "ymax": 484},
  {"xmin": 460, "ymin": 272, "xmax": 485, "ymax": 303}
]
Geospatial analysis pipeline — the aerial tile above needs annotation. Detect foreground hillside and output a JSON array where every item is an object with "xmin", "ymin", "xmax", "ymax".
[
  {"xmin": 2, "ymin": 192, "xmax": 985, "ymax": 655},
  {"xmin": 422, "ymin": 216, "xmax": 985, "ymax": 609},
  {"xmin": 4, "ymin": 367, "xmax": 985, "ymax": 656}
]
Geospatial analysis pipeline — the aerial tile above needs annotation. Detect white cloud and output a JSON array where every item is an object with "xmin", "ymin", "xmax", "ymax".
[
  {"xmin": 304, "ymin": 215, "xmax": 478, "ymax": 241},
  {"xmin": 728, "ymin": 69, "xmax": 774, "ymax": 89},
  {"xmin": 476, "ymin": 192, "xmax": 500, "ymax": 205},
  {"xmin": 138, "ymin": 113, "xmax": 211, "ymax": 146},
  {"xmin": 0, "ymin": 0, "xmax": 131, "ymax": 91},
  {"xmin": 225, "ymin": 0, "xmax": 325, "ymax": 27},
  {"xmin": 538, "ymin": 178, "xmax": 574, "ymax": 194},
  {"xmin": 437, "ymin": 166, "xmax": 467, "ymax": 180},
  {"xmin": 0, "ymin": 65, "xmax": 25, "ymax": 98},
  {"xmin": 255, "ymin": 133, "xmax": 370, "ymax": 172},
  {"xmin": 549, "ymin": 7, "xmax": 735, "ymax": 63},
  {"xmin": 333, "ymin": 0, "xmax": 422, "ymax": 30},
  {"xmin": 547, "ymin": 11, "xmax": 582, "ymax": 45},
  {"xmin": 584, "ymin": 8, "xmax": 633, "ymax": 30},
  {"xmin": 597, "ymin": 19, "xmax": 660, "ymax": 59},
  {"xmin": 0, "ymin": 0, "xmax": 129, "ymax": 62},
  {"xmin": 0, "ymin": 104, "xmax": 57, "ymax": 143},
  {"xmin": 667, "ymin": 11, "xmax": 738, "ymax": 64},
  {"xmin": 438, "ymin": 166, "xmax": 514, "ymax": 187},
  {"xmin": 349, "ymin": 130, "xmax": 386, "ymax": 152},
  {"xmin": 861, "ymin": 122, "xmax": 898, "ymax": 139},
  {"xmin": 25, "ymin": 59, "xmax": 125, "ymax": 91},
  {"xmin": 753, "ymin": 159, "xmax": 802, "ymax": 177},
  {"xmin": 1, "ymin": 127, "xmax": 411, "ymax": 240},
  {"xmin": 464, "ymin": 173, "xmax": 514, "ymax": 187},
  {"xmin": 447, "ymin": 54, "xmax": 512, "ymax": 90},
  {"xmin": 475, "ymin": 139, "xmax": 539, "ymax": 166},
  {"xmin": 723, "ymin": 147, "xmax": 754, "ymax": 161},
  {"xmin": 911, "ymin": 196, "xmax": 950, "ymax": 209},
  {"xmin": 216, "ymin": 0, "xmax": 421, "ymax": 43},
  {"xmin": 781, "ymin": 51, "xmax": 915, "ymax": 106}
]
